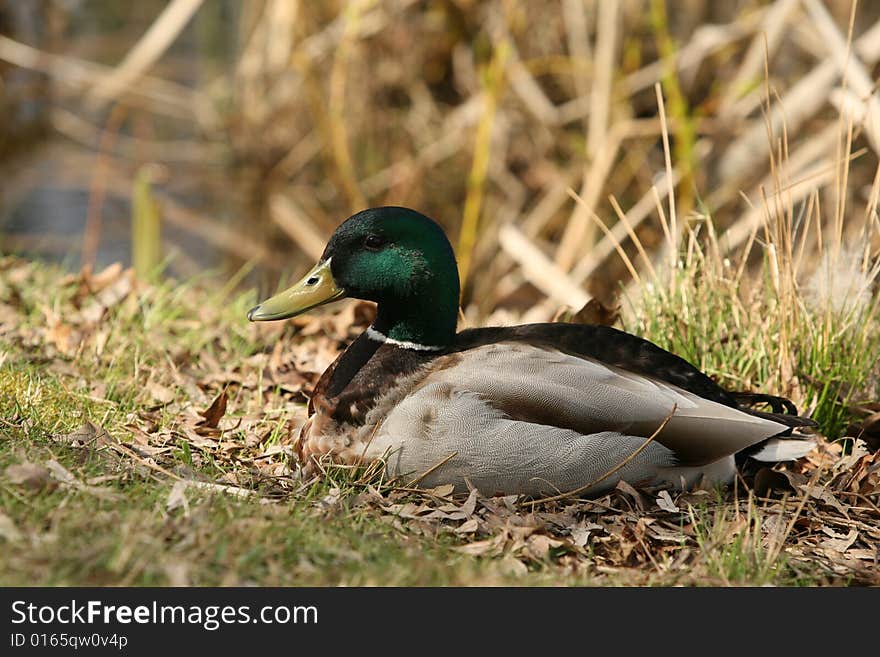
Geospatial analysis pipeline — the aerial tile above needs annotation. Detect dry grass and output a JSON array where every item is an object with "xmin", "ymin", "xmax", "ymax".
[{"xmin": 0, "ymin": 252, "xmax": 878, "ymax": 586}]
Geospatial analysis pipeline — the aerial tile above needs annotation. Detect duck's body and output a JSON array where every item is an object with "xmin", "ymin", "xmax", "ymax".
[{"xmin": 249, "ymin": 207, "xmax": 815, "ymax": 497}]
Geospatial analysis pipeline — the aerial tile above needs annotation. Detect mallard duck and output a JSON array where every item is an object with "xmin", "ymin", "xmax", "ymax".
[{"xmin": 248, "ymin": 206, "xmax": 816, "ymax": 497}]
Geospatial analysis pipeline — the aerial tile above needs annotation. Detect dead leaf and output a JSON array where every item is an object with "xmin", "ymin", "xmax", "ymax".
[
  {"xmin": 525, "ymin": 534, "xmax": 564, "ymax": 560},
  {"xmin": 198, "ymin": 390, "xmax": 228, "ymax": 429},
  {"xmin": 801, "ymin": 485, "xmax": 848, "ymax": 515},
  {"xmin": 570, "ymin": 521, "xmax": 603, "ymax": 547},
  {"xmin": 455, "ymin": 518, "xmax": 479, "ymax": 534},
  {"xmin": 44, "ymin": 460, "xmax": 80, "ymax": 486},
  {"xmin": 424, "ymin": 484, "xmax": 455, "ymax": 499},
  {"xmin": 93, "ymin": 327, "xmax": 110, "ymax": 356},
  {"xmin": 498, "ymin": 555, "xmax": 528, "ymax": 577},
  {"xmin": 443, "ymin": 488, "xmax": 479, "ymax": 521},
  {"xmin": 148, "ymin": 382, "xmax": 175, "ymax": 405},
  {"xmin": 754, "ymin": 468, "xmax": 807, "ymax": 496},
  {"xmin": 88, "ymin": 262, "xmax": 124, "ymax": 293},
  {"xmin": 78, "ymin": 301, "xmax": 105, "ymax": 325},
  {"xmin": 459, "ymin": 488, "xmax": 478, "ymax": 517},
  {"xmin": 819, "ymin": 529, "xmax": 859, "ymax": 553},
  {"xmin": 569, "ymin": 298, "xmax": 620, "ymax": 326},
  {"xmin": 846, "ymin": 549, "xmax": 878, "ymax": 561},
  {"xmin": 45, "ymin": 460, "xmax": 119, "ymax": 499},
  {"xmin": 837, "ymin": 439, "xmax": 870, "ymax": 469},
  {"xmin": 180, "ymin": 426, "xmax": 220, "ymax": 449},
  {"xmin": 4, "ymin": 462, "xmax": 51, "ymax": 490},
  {"xmin": 318, "ymin": 487, "xmax": 342, "ymax": 511},
  {"xmin": 53, "ymin": 421, "xmax": 111, "ymax": 447},
  {"xmin": 46, "ymin": 321, "xmax": 73, "ymax": 354},
  {"xmin": 656, "ymin": 490, "xmax": 679, "ymax": 512},
  {"xmin": 646, "ymin": 524, "xmax": 689, "ymax": 543},
  {"xmin": 95, "ymin": 269, "xmax": 134, "ymax": 309},
  {"xmin": 615, "ymin": 479, "xmax": 647, "ymax": 512},
  {"xmin": 453, "ymin": 535, "xmax": 504, "ymax": 556},
  {"xmin": 72, "ymin": 262, "xmax": 122, "ymax": 302}
]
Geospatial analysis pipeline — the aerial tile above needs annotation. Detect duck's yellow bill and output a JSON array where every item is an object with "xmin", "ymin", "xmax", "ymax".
[{"xmin": 247, "ymin": 259, "xmax": 345, "ymax": 321}]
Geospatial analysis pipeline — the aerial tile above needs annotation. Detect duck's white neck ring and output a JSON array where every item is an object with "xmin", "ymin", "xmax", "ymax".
[{"xmin": 365, "ymin": 326, "xmax": 444, "ymax": 352}]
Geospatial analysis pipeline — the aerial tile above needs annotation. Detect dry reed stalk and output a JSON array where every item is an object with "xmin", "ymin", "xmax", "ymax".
[
  {"xmin": 269, "ymin": 194, "xmax": 328, "ymax": 262},
  {"xmin": 805, "ymin": 0, "xmax": 880, "ymax": 158},
  {"xmin": 718, "ymin": 0, "xmax": 799, "ymax": 119},
  {"xmin": 554, "ymin": 0, "xmax": 619, "ymax": 271},
  {"xmin": 457, "ymin": 39, "xmax": 509, "ymax": 290},
  {"xmin": 561, "ymin": 0, "xmax": 592, "ymax": 124},
  {"xmin": 619, "ymin": 8, "xmax": 766, "ymax": 99},
  {"xmin": 234, "ymin": 0, "xmax": 298, "ymax": 127},
  {"xmin": 571, "ymin": 169, "xmax": 679, "ymax": 286},
  {"xmin": 359, "ymin": 95, "xmax": 483, "ymax": 198},
  {"xmin": 498, "ymin": 224, "xmax": 589, "ymax": 308},
  {"xmin": 269, "ymin": 133, "xmax": 323, "ymax": 182},
  {"xmin": 587, "ymin": 0, "xmax": 619, "ymax": 159},
  {"xmin": 608, "ymin": 194, "xmax": 661, "ymax": 287},
  {"xmin": 655, "ymin": 83, "xmax": 679, "ymax": 282},
  {"xmin": 6, "ymin": 0, "xmax": 879, "ymax": 336},
  {"xmin": 0, "ymin": 35, "xmax": 199, "ymax": 119},
  {"xmin": 721, "ymin": 124, "xmax": 842, "ymax": 254},
  {"xmin": 49, "ymin": 109, "xmax": 223, "ymax": 164},
  {"xmin": 554, "ymin": 129, "xmax": 622, "ymax": 271},
  {"xmin": 328, "ymin": 0, "xmax": 370, "ymax": 211},
  {"xmin": 718, "ymin": 14, "xmax": 880, "ymax": 180},
  {"xmin": 86, "ymin": 0, "xmax": 205, "ymax": 111},
  {"xmin": 567, "ymin": 188, "xmax": 642, "ymax": 288},
  {"xmin": 504, "ymin": 41, "xmax": 559, "ymax": 125},
  {"xmin": 521, "ymin": 170, "xmax": 580, "ymax": 238}
]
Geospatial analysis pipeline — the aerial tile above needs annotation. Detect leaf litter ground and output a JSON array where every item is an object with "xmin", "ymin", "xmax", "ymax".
[{"xmin": 1, "ymin": 257, "xmax": 878, "ymax": 585}]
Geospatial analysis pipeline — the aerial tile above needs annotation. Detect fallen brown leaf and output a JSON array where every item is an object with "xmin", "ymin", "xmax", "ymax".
[
  {"xmin": 46, "ymin": 321, "xmax": 74, "ymax": 355},
  {"xmin": 656, "ymin": 490, "xmax": 680, "ymax": 513},
  {"xmin": 754, "ymin": 467, "xmax": 807, "ymax": 496},
  {"xmin": 568, "ymin": 298, "xmax": 620, "ymax": 326},
  {"xmin": 53, "ymin": 421, "xmax": 111, "ymax": 447},
  {"xmin": 147, "ymin": 382, "xmax": 176, "ymax": 405},
  {"xmin": 4, "ymin": 462, "xmax": 52, "ymax": 490},
  {"xmin": 198, "ymin": 390, "xmax": 228, "ymax": 429},
  {"xmin": 45, "ymin": 460, "xmax": 120, "ymax": 499},
  {"xmin": 454, "ymin": 518, "xmax": 479, "ymax": 534},
  {"xmin": 819, "ymin": 528, "xmax": 859, "ymax": 553},
  {"xmin": 801, "ymin": 484, "xmax": 848, "ymax": 516}
]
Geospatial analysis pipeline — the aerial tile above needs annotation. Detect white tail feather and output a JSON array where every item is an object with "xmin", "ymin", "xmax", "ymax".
[{"xmin": 749, "ymin": 437, "xmax": 816, "ymax": 462}]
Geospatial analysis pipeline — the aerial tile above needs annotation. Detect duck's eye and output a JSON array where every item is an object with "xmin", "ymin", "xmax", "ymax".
[{"xmin": 363, "ymin": 234, "xmax": 385, "ymax": 251}]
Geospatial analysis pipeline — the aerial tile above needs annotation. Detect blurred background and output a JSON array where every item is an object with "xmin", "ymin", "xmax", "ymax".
[{"xmin": 1, "ymin": 0, "xmax": 878, "ymax": 318}]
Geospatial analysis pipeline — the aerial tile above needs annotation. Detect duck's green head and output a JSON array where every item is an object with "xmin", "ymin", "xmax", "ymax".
[{"xmin": 248, "ymin": 207, "xmax": 460, "ymax": 348}]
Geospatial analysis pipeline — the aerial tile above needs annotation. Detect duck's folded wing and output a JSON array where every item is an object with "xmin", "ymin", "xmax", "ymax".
[
  {"xmin": 366, "ymin": 381, "xmax": 685, "ymax": 496},
  {"xmin": 412, "ymin": 342, "xmax": 790, "ymax": 466}
]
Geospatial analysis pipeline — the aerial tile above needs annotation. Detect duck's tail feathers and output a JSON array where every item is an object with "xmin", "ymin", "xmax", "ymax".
[
  {"xmin": 731, "ymin": 391, "xmax": 819, "ymax": 430},
  {"xmin": 731, "ymin": 392, "xmax": 799, "ymax": 415},
  {"xmin": 739, "ymin": 407, "xmax": 819, "ymax": 429},
  {"xmin": 747, "ymin": 436, "xmax": 817, "ymax": 462},
  {"xmin": 731, "ymin": 391, "xmax": 818, "ymax": 464}
]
